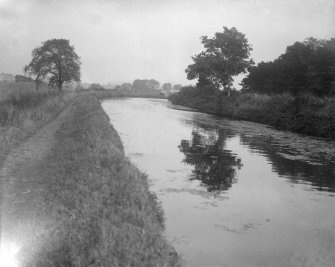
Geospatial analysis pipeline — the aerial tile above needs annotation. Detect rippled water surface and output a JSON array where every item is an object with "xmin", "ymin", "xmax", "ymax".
[{"xmin": 102, "ymin": 98, "xmax": 335, "ymax": 267}]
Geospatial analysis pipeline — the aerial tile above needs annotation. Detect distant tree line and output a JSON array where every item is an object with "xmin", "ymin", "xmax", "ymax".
[
  {"xmin": 113, "ymin": 79, "xmax": 183, "ymax": 92},
  {"xmin": 133, "ymin": 79, "xmax": 160, "ymax": 90},
  {"xmin": 15, "ymin": 74, "xmax": 33, "ymax": 83},
  {"xmin": 241, "ymin": 38, "xmax": 335, "ymax": 96},
  {"xmin": 88, "ymin": 83, "xmax": 105, "ymax": 91},
  {"xmin": 182, "ymin": 26, "xmax": 335, "ymax": 97}
]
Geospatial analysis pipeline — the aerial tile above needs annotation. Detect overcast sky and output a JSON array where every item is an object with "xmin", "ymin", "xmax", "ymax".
[{"xmin": 0, "ymin": 0, "xmax": 334, "ymax": 86}]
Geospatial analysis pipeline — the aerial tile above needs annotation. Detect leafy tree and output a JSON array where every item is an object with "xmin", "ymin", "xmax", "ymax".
[
  {"xmin": 162, "ymin": 83, "xmax": 172, "ymax": 91},
  {"xmin": 121, "ymin": 83, "xmax": 133, "ymax": 91},
  {"xmin": 24, "ymin": 39, "xmax": 81, "ymax": 91},
  {"xmin": 132, "ymin": 79, "xmax": 160, "ymax": 91},
  {"xmin": 172, "ymin": 84, "xmax": 182, "ymax": 91},
  {"xmin": 241, "ymin": 37, "xmax": 335, "ymax": 96},
  {"xmin": 186, "ymin": 26, "xmax": 254, "ymax": 95},
  {"xmin": 88, "ymin": 83, "xmax": 105, "ymax": 91}
]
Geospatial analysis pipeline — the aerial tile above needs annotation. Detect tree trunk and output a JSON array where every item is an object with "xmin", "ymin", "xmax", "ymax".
[{"xmin": 58, "ymin": 79, "xmax": 63, "ymax": 92}]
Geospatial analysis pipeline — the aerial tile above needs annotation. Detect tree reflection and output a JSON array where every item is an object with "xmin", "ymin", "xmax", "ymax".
[
  {"xmin": 179, "ymin": 128, "xmax": 242, "ymax": 192},
  {"xmin": 239, "ymin": 133, "xmax": 335, "ymax": 192}
]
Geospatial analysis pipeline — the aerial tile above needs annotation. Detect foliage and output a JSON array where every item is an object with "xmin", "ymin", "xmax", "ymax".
[
  {"xmin": 172, "ymin": 84, "xmax": 182, "ymax": 91},
  {"xmin": 0, "ymin": 89, "xmax": 75, "ymax": 168},
  {"xmin": 162, "ymin": 83, "xmax": 172, "ymax": 91},
  {"xmin": 186, "ymin": 26, "xmax": 254, "ymax": 91},
  {"xmin": 88, "ymin": 83, "xmax": 105, "ymax": 91},
  {"xmin": 0, "ymin": 82, "xmax": 47, "ymax": 100},
  {"xmin": 241, "ymin": 38, "xmax": 335, "ymax": 96},
  {"xmin": 169, "ymin": 85, "xmax": 222, "ymax": 113},
  {"xmin": 24, "ymin": 39, "xmax": 81, "ymax": 91},
  {"xmin": 169, "ymin": 87, "xmax": 335, "ymax": 139},
  {"xmin": 121, "ymin": 83, "xmax": 133, "ymax": 90},
  {"xmin": 15, "ymin": 75, "xmax": 33, "ymax": 83},
  {"xmin": 132, "ymin": 79, "xmax": 160, "ymax": 91}
]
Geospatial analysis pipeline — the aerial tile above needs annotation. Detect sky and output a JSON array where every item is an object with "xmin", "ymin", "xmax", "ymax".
[{"xmin": 0, "ymin": 0, "xmax": 334, "ymax": 86}]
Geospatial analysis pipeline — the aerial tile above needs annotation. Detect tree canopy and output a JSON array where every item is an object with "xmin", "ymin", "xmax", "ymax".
[
  {"xmin": 88, "ymin": 83, "xmax": 105, "ymax": 91},
  {"xmin": 241, "ymin": 38, "xmax": 335, "ymax": 96},
  {"xmin": 24, "ymin": 39, "xmax": 81, "ymax": 91},
  {"xmin": 132, "ymin": 79, "xmax": 160, "ymax": 91},
  {"xmin": 121, "ymin": 83, "xmax": 133, "ymax": 91},
  {"xmin": 186, "ymin": 26, "xmax": 254, "ymax": 92},
  {"xmin": 162, "ymin": 83, "xmax": 172, "ymax": 91}
]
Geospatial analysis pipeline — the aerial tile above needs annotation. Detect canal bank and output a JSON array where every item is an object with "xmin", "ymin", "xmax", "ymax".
[
  {"xmin": 168, "ymin": 88, "xmax": 335, "ymax": 140},
  {"xmin": 1, "ymin": 95, "xmax": 179, "ymax": 266}
]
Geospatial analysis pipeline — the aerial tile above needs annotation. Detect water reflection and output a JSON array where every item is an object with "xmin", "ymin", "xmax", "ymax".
[
  {"xmin": 184, "ymin": 112, "xmax": 335, "ymax": 193},
  {"xmin": 179, "ymin": 127, "xmax": 242, "ymax": 192},
  {"xmin": 239, "ymin": 133, "xmax": 335, "ymax": 193},
  {"xmin": 102, "ymin": 99, "xmax": 335, "ymax": 267}
]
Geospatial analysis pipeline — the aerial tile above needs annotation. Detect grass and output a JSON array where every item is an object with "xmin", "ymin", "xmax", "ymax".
[
  {"xmin": 19, "ymin": 95, "xmax": 179, "ymax": 266},
  {"xmin": 169, "ymin": 86, "xmax": 335, "ymax": 139},
  {"xmin": 0, "ymin": 85, "xmax": 76, "ymax": 163}
]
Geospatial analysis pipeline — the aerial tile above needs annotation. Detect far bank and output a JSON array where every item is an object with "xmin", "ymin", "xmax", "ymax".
[{"xmin": 169, "ymin": 86, "xmax": 335, "ymax": 140}]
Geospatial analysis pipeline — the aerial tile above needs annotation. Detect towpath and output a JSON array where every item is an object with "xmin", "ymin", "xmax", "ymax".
[{"xmin": 0, "ymin": 96, "xmax": 81, "ymax": 252}]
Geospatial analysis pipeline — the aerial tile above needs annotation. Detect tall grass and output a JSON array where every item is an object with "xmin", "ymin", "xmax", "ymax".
[
  {"xmin": 169, "ymin": 87, "xmax": 335, "ymax": 139},
  {"xmin": 0, "ymin": 82, "xmax": 49, "ymax": 100},
  {"xmin": 0, "ymin": 89, "xmax": 76, "ymax": 161},
  {"xmin": 19, "ymin": 95, "xmax": 179, "ymax": 266}
]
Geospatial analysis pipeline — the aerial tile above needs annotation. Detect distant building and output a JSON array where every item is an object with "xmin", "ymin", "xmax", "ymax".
[{"xmin": 0, "ymin": 73, "xmax": 15, "ymax": 83}]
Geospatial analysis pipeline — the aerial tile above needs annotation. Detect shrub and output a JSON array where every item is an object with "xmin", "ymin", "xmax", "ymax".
[{"xmin": 169, "ymin": 86, "xmax": 335, "ymax": 139}]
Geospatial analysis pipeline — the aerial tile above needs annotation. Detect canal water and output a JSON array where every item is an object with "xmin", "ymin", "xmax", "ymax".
[{"xmin": 102, "ymin": 98, "xmax": 335, "ymax": 267}]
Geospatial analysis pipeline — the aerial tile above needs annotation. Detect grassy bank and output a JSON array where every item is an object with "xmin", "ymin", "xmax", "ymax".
[
  {"xmin": 0, "ymin": 82, "xmax": 48, "ymax": 100},
  {"xmin": 169, "ymin": 86, "xmax": 335, "ymax": 139},
  {"xmin": 0, "ymin": 88, "xmax": 76, "ymax": 162},
  {"xmin": 19, "ymin": 95, "xmax": 179, "ymax": 266}
]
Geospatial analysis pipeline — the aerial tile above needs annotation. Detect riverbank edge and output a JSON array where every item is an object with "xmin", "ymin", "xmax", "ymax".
[
  {"xmin": 20, "ymin": 95, "xmax": 180, "ymax": 266},
  {"xmin": 168, "ymin": 90, "xmax": 335, "ymax": 140}
]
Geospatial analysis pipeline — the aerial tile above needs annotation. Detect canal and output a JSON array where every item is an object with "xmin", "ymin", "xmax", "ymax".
[{"xmin": 102, "ymin": 98, "xmax": 335, "ymax": 267}]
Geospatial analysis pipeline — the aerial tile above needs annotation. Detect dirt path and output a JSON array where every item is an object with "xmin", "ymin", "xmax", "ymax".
[{"xmin": 0, "ymin": 96, "xmax": 81, "ymax": 249}]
